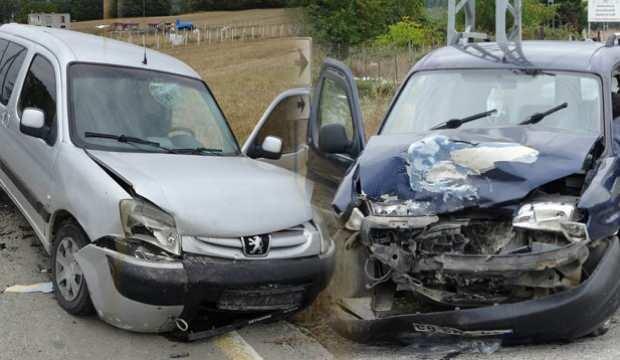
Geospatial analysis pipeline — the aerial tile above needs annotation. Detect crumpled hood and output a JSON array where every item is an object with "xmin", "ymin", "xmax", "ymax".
[
  {"xmin": 87, "ymin": 150, "xmax": 313, "ymax": 237},
  {"xmin": 340, "ymin": 126, "xmax": 598, "ymax": 215}
]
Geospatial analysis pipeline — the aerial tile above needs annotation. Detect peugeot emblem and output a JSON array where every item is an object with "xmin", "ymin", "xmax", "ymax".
[{"xmin": 241, "ymin": 234, "xmax": 270, "ymax": 257}]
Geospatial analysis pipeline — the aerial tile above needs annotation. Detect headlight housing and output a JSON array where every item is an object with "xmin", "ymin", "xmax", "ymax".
[
  {"xmin": 312, "ymin": 211, "xmax": 333, "ymax": 254},
  {"xmin": 370, "ymin": 199, "xmax": 427, "ymax": 217},
  {"xmin": 120, "ymin": 199, "xmax": 182, "ymax": 256},
  {"xmin": 513, "ymin": 201, "xmax": 589, "ymax": 242}
]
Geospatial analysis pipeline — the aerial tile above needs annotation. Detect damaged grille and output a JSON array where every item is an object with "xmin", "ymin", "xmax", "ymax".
[
  {"xmin": 365, "ymin": 217, "xmax": 588, "ymax": 308},
  {"xmin": 217, "ymin": 285, "xmax": 306, "ymax": 311},
  {"xmin": 182, "ymin": 223, "xmax": 319, "ymax": 260}
]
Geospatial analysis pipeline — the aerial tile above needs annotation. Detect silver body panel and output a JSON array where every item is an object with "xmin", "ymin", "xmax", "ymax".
[
  {"xmin": 0, "ymin": 25, "xmax": 325, "ymax": 332},
  {"xmin": 75, "ymin": 244, "xmax": 183, "ymax": 333}
]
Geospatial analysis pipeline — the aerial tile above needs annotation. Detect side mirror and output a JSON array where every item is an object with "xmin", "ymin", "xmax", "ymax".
[
  {"xmin": 319, "ymin": 123, "xmax": 351, "ymax": 154},
  {"xmin": 20, "ymin": 108, "xmax": 49, "ymax": 141},
  {"xmin": 258, "ymin": 135, "xmax": 282, "ymax": 160}
]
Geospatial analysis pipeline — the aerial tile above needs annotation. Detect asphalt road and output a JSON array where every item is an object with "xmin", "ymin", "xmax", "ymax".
[{"xmin": 1, "ymin": 191, "xmax": 620, "ymax": 360}]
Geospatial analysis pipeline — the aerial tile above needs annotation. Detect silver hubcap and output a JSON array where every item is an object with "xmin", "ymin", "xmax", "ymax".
[{"xmin": 55, "ymin": 237, "xmax": 83, "ymax": 302}]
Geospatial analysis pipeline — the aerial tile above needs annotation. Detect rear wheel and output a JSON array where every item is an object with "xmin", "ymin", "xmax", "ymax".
[{"xmin": 51, "ymin": 220, "xmax": 95, "ymax": 316}]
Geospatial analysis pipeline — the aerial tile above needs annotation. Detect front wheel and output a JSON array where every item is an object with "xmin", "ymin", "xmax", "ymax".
[{"xmin": 51, "ymin": 220, "xmax": 95, "ymax": 316}]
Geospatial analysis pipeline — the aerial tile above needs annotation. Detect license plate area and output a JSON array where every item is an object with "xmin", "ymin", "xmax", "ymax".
[{"xmin": 217, "ymin": 285, "xmax": 306, "ymax": 311}]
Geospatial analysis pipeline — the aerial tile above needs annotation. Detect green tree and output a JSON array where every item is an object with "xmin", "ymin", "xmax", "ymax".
[
  {"xmin": 471, "ymin": 0, "xmax": 555, "ymax": 34},
  {"xmin": 555, "ymin": 0, "xmax": 586, "ymax": 31},
  {"xmin": 375, "ymin": 17, "xmax": 442, "ymax": 47},
  {"xmin": 69, "ymin": 0, "xmax": 102, "ymax": 21},
  {"xmin": 303, "ymin": 0, "xmax": 424, "ymax": 56},
  {"xmin": 0, "ymin": 0, "xmax": 18, "ymax": 22},
  {"xmin": 15, "ymin": 0, "xmax": 58, "ymax": 22},
  {"xmin": 118, "ymin": 0, "xmax": 172, "ymax": 17},
  {"xmin": 185, "ymin": 0, "xmax": 288, "ymax": 12}
]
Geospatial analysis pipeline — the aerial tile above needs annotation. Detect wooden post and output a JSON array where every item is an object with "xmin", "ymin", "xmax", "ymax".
[{"xmin": 394, "ymin": 53, "xmax": 398, "ymax": 83}]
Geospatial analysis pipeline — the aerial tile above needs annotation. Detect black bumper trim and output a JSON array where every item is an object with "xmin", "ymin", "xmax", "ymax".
[
  {"xmin": 107, "ymin": 256, "xmax": 188, "ymax": 306},
  {"xmin": 106, "ymin": 249, "xmax": 335, "ymax": 311},
  {"xmin": 332, "ymin": 237, "xmax": 620, "ymax": 344}
]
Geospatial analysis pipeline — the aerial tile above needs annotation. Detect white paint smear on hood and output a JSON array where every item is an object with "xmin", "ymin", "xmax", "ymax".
[{"xmin": 450, "ymin": 144, "xmax": 539, "ymax": 173}]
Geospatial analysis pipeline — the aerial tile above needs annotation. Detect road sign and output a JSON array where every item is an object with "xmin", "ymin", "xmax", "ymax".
[{"xmin": 589, "ymin": 0, "xmax": 620, "ymax": 22}]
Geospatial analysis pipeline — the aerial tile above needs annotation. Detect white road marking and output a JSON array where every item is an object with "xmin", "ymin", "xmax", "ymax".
[{"xmin": 214, "ymin": 330, "xmax": 264, "ymax": 360}]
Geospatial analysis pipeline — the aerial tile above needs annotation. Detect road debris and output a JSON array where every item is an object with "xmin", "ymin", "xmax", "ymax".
[
  {"xmin": 3, "ymin": 282, "xmax": 53, "ymax": 294},
  {"xmin": 169, "ymin": 352, "xmax": 190, "ymax": 359}
]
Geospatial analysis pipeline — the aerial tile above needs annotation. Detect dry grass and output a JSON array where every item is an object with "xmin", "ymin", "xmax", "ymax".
[
  {"xmin": 161, "ymin": 38, "xmax": 308, "ymax": 142},
  {"xmin": 72, "ymin": 8, "xmax": 300, "ymax": 32},
  {"xmin": 361, "ymin": 94, "xmax": 392, "ymax": 138}
]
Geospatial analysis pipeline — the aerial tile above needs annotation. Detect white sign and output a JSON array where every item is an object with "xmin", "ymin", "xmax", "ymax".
[{"xmin": 589, "ymin": 0, "xmax": 620, "ymax": 22}]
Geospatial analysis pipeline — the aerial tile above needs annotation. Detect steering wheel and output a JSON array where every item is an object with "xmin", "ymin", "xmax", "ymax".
[{"xmin": 167, "ymin": 126, "xmax": 196, "ymax": 138}]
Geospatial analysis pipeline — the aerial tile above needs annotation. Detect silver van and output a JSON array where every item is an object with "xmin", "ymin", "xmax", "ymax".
[{"xmin": 0, "ymin": 24, "xmax": 334, "ymax": 333}]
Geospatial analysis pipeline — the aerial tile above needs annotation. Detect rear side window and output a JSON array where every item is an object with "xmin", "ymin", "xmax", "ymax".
[
  {"xmin": 0, "ymin": 39, "xmax": 9, "ymax": 58},
  {"xmin": 0, "ymin": 43, "xmax": 27, "ymax": 105},
  {"xmin": 18, "ymin": 55, "xmax": 57, "ymax": 142}
]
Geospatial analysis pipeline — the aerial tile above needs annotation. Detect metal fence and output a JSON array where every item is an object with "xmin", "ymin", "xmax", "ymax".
[{"xmin": 103, "ymin": 22, "xmax": 306, "ymax": 50}]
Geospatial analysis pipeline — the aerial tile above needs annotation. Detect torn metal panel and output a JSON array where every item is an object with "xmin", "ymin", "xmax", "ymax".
[
  {"xmin": 334, "ymin": 127, "xmax": 598, "ymax": 216},
  {"xmin": 579, "ymin": 157, "xmax": 620, "ymax": 241}
]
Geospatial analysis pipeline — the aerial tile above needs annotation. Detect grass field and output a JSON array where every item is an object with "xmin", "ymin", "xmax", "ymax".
[
  {"xmin": 72, "ymin": 8, "xmax": 298, "ymax": 32},
  {"xmin": 163, "ymin": 38, "xmax": 308, "ymax": 142}
]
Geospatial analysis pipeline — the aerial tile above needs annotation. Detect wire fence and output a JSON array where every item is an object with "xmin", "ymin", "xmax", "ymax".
[
  {"xmin": 343, "ymin": 43, "xmax": 437, "ymax": 85},
  {"xmin": 101, "ymin": 22, "xmax": 306, "ymax": 50}
]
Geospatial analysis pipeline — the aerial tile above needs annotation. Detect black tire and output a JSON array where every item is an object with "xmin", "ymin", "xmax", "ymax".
[
  {"xmin": 50, "ymin": 220, "xmax": 95, "ymax": 316},
  {"xmin": 590, "ymin": 318, "xmax": 612, "ymax": 337}
]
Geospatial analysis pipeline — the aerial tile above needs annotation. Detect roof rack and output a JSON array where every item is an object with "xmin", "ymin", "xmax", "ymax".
[
  {"xmin": 447, "ymin": 0, "xmax": 522, "ymax": 47},
  {"xmin": 448, "ymin": 0, "xmax": 528, "ymax": 66}
]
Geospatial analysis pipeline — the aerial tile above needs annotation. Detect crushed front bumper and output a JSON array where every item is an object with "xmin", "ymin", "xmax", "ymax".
[
  {"xmin": 75, "ymin": 243, "xmax": 335, "ymax": 333},
  {"xmin": 333, "ymin": 237, "xmax": 620, "ymax": 344}
]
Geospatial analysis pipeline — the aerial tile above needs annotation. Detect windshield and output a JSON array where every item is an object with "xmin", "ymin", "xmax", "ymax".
[
  {"xmin": 381, "ymin": 69, "xmax": 602, "ymax": 135},
  {"xmin": 68, "ymin": 63, "xmax": 239, "ymax": 154}
]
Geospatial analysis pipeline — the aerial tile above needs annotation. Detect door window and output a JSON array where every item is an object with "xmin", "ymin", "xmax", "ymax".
[
  {"xmin": 0, "ymin": 42, "xmax": 27, "ymax": 105},
  {"xmin": 254, "ymin": 95, "xmax": 309, "ymax": 154},
  {"xmin": 318, "ymin": 77, "xmax": 354, "ymax": 141},
  {"xmin": 18, "ymin": 55, "xmax": 57, "ymax": 143}
]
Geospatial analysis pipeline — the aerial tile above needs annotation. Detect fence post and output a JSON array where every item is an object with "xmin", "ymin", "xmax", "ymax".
[{"xmin": 394, "ymin": 53, "xmax": 398, "ymax": 84}]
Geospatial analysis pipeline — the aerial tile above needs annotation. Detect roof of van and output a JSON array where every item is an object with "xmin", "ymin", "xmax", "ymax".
[
  {"xmin": 0, "ymin": 24, "xmax": 200, "ymax": 78},
  {"xmin": 414, "ymin": 40, "xmax": 615, "ymax": 74}
]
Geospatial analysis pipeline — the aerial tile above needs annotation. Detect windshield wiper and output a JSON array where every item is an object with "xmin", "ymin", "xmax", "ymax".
[
  {"xmin": 430, "ymin": 109, "xmax": 497, "ymax": 130},
  {"xmin": 171, "ymin": 147, "xmax": 224, "ymax": 155},
  {"xmin": 519, "ymin": 102, "xmax": 568, "ymax": 125},
  {"xmin": 513, "ymin": 68, "xmax": 556, "ymax": 77},
  {"xmin": 84, "ymin": 132, "xmax": 173, "ymax": 153}
]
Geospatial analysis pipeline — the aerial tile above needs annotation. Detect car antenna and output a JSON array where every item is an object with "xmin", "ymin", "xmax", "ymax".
[{"xmin": 141, "ymin": 0, "xmax": 148, "ymax": 65}]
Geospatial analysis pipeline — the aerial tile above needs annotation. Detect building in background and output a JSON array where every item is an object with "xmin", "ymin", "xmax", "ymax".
[{"xmin": 27, "ymin": 13, "xmax": 71, "ymax": 29}]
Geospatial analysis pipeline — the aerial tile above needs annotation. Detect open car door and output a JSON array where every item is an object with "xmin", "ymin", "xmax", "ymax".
[
  {"xmin": 246, "ymin": 58, "xmax": 368, "ymax": 302},
  {"xmin": 306, "ymin": 58, "xmax": 365, "ymax": 219},
  {"xmin": 246, "ymin": 59, "xmax": 365, "ymax": 217},
  {"xmin": 243, "ymin": 88, "xmax": 311, "ymax": 175},
  {"xmin": 244, "ymin": 57, "xmax": 365, "ymax": 190}
]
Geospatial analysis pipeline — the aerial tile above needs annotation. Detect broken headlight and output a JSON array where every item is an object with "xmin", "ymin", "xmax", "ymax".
[
  {"xmin": 370, "ymin": 199, "xmax": 427, "ymax": 217},
  {"xmin": 120, "ymin": 199, "xmax": 182, "ymax": 256},
  {"xmin": 513, "ymin": 202, "xmax": 589, "ymax": 242},
  {"xmin": 313, "ymin": 211, "xmax": 333, "ymax": 254}
]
